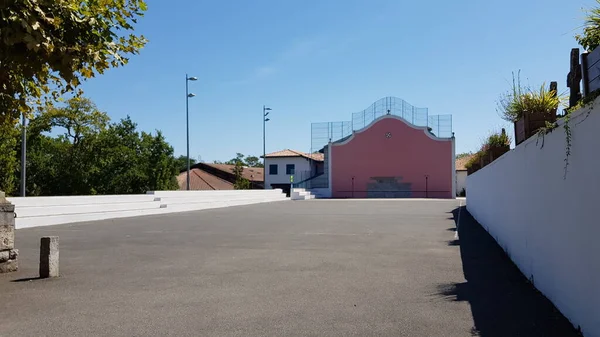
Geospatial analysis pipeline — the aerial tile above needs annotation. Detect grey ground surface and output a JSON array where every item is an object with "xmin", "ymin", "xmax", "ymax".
[{"xmin": 0, "ymin": 200, "xmax": 580, "ymax": 337}]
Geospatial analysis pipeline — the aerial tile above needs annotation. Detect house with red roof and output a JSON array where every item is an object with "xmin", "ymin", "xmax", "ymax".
[{"xmin": 262, "ymin": 149, "xmax": 324, "ymax": 195}]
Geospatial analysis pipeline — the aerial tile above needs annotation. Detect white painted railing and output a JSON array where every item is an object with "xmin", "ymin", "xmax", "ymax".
[
  {"xmin": 466, "ymin": 100, "xmax": 600, "ymax": 337},
  {"xmin": 8, "ymin": 189, "xmax": 288, "ymax": 229}
]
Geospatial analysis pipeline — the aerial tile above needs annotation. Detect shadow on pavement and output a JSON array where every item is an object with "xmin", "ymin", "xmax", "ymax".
[
  {"xmin": 438, "ymin": 206, "xmax": 582, "ymax": 337},
  {"xmin": 11, "ymin": 277, "xmax": 43, "ymax": 283}
]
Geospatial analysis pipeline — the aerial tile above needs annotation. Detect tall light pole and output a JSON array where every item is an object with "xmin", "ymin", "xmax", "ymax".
[
  {"xmin": 20, "ymin": 112, "xmax": 27, "ymax": 197},
  {"xmin": 263, "ymin": 105, "xmax": 272, "ymax": 189},
  {"xmin": 186, "ymin": 74, "xmax": 198, "ymax": 191}
]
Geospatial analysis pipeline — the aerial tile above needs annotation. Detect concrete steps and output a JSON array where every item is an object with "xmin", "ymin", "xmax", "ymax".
[
  {"xmin": 8, "ymin": 189, "xmax": 289, "ymax": 229},
  {"xmin": 291, "ymin": 188, "xmax": 316, "ymax": 200}
]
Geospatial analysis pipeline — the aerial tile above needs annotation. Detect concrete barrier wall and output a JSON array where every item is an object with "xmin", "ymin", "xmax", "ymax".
[
  {"xmin": 8, "ymin": 189, "xmax": 288, "ymax": 229},
  {"xmin": 466, "ymin": 101, "xmax": 600, "ymax": 337}
]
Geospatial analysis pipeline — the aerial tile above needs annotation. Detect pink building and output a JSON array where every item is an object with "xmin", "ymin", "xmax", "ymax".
[{"xmin": 302, "ymin": 97, "xmax": 455, "ymax": 199}]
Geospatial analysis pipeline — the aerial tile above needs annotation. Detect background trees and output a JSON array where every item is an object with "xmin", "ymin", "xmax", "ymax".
[
  {"xmin": 9, "ymin": 97, "xmax": 178, "ymax": 196},
  {"xmin": 1, "ymin": 0, "xmax": 148, "ymax": 195},
  {"xmin": 217, "ymin": 153, "xmax": 263, "ymax": 168}
]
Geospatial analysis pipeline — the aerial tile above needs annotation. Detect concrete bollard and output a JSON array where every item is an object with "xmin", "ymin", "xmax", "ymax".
[{"xmin": 39, "ymin": 236, "xmax": 59, "ymax": 278}]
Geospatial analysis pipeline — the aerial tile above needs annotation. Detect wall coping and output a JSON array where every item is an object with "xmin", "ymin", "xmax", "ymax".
[{"xmin": 332, "ymin": 114, "xmax": 453, "ymax": 147}]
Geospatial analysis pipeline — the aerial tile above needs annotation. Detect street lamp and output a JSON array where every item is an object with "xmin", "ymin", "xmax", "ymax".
[
  {"xmin": 186, "ymin": 74, "xmax": 198, "ymax": 191},
  {"xmin": 20, "ymin": 112, "xmax": 27, "ymax": 197},
  {"xmin": 263, "ymin": 105, "xmax": 272, "ymax": 189}
]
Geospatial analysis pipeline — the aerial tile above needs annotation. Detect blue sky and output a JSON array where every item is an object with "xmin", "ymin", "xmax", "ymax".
[{"xmin": 81, "ymin": 0, "xmax": 595, "ymax": 162}]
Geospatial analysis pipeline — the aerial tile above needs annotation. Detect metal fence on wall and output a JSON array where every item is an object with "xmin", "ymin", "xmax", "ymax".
[{"xmin": 311, "ymin": 97, "xmax": 453, "ymax": 153}]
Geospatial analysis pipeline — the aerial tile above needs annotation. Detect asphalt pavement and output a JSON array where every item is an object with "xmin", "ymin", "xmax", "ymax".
[{"xmin": 0, "ymin": 199, "xmax": 581, "ymax": 336}]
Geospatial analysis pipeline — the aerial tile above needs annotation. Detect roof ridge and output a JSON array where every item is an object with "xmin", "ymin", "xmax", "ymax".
[
  {"xmin": 192, "ymin": 167, "xmax": 234, "ymax": 189},
  {"xmin": 192, "ymin": 168, "xmax": 216, "ymax": 190}
]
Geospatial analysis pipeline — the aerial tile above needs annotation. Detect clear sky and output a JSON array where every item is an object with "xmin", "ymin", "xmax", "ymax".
[{"xmin": 80, "ymin": 0, "xmax": 595, "ymax": 162}]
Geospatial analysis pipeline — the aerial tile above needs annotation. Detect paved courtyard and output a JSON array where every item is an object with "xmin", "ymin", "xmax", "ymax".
[{"xmin": 0, "ymin": 199, "xmax": 580, "ymax": 336}]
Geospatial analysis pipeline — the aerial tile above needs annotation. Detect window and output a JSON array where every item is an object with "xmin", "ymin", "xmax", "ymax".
[
  {"xmin": 286, "ymin": 164, "xmax": 295, "ymax": 175},
  {"xmin": 269, "ymin": 164, "xmax": 278, "ymax": 175}
]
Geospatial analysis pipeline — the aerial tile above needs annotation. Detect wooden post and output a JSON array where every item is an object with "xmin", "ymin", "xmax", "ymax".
[
  {"xmin": 567, "ymin": 48, "xmax": 583, "ymax": 107},
  {"xmin": 550, "ymin": 81, "xmax": 558, "ymax": 116},
  {"xmin": 581, "ymin": 52, "xmax": 590, "ymax": 97}
]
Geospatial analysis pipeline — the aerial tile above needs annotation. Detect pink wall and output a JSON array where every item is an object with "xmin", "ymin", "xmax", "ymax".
[{"xmin": 331, "ymin": 116, "xmax": 453, "ymax": 198}]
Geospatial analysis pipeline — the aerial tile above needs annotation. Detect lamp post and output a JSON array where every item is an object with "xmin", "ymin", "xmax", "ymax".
[
  {"xmin": 186, "ymin": 74, "xmax": 198, "ymax": 191},
  {"xmin": 263, "ymin": 105, "xmax": 272, "ymax": 189},
  {"xmin": 20, "ymin": 112, "xmax": 27, "ymax": 197}
]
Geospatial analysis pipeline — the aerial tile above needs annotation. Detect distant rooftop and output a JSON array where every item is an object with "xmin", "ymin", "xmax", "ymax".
[
  {"xmin": 264, "ymin": 149, "xmax": 324, "ymax": 162},
  {"xmin": 455, "ymin": 155, "xmax": 474, "ymax": 171}
]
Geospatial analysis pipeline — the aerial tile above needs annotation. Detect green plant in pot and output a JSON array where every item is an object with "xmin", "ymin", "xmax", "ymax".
[
  {"xmin": 486, "ymin": 129, "xmax": 511, "ymax": 161},
  {"xmin": 478, "ymin": 144, "xmax": 492, "ymax": 168},
  {"xmin": 497, "ymin": 72, "xmax": 564, "ymax": 145}
]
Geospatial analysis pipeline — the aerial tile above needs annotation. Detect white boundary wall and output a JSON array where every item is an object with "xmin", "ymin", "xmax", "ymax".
[
  {"xmin": 466, "ymin": 101, "xmax": 600, "ymax": 337},
  {"xmin": 8, "ymin": 190, "xmax": 288, "ymax": 229}
]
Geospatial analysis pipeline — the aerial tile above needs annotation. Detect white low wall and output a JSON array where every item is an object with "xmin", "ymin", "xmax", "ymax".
[
  {"xmin": 466, "ymin": 102, "xmax": 600, "ymax": 337},
  {"xmin": 8, "ymin": 189, "xmax": 288, "ymax": 229}
]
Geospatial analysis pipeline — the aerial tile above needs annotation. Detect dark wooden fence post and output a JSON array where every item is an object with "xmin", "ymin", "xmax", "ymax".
[
  {"xmin": 568, "ymin": 48, "xmax": 583, "ymax": 107},
  {"xmin": 581, "ymin": 51, "xmax": 590, "ymax": 97}
]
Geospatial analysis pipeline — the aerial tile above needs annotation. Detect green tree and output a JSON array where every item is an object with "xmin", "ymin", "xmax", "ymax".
[
  {"xmin": 0, "ymin": 123, "xmax": 19, "ymax": 194},
  {"xmin": 223, "ymin": 153, "xmax": 263, "ymax": 167},
  {"xmin": 0, "ymin": 0, "xmax": 147, "ymax": 195},
  {"xmin": 244, "ymin": 155, "xmax": 263, "ymax": 168},
  {"xmin": 15, "ymin": 97, "xmax": 109, "ymax": 195},
  {"xmin": 175, "ymin": 155, "xmax": 197, "ymax": 172},
  {"xmin": 233, "ymin": 160, "xmax": 251, "ymax": 190},
  {"xmin": 15, "ymin": 97, "xmax": 178, "ymax": 196},
  {"xmin": 456, "ymin": 152, "xmax": 473, "ymax": 159},
  {"xmin": 90, "ymin": 117, "xmax": 179, "ymax": 194},
  {"xmin": 142, "ymin": 131, "xmax": 179, "ymax": 191},
  {"xmin": 0, "ymin": 0, "xmax": 148, "ymax": 125},
  {"xmin": 225, "ymin": 153, "xmax": 245, "ymax": 166}
]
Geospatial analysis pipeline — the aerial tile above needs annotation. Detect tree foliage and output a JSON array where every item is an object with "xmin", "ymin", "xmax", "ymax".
[
  {"xmin": 175, "ymin": 155, "xmax": 198, "ymax": 173},
  {"xmin": 7, "ymin": 97, "xmax": 179, "ymax": 196},
  {"xmin": 232, "ymin": 160, "xmax": 251, "ymax": 190},
  {"xmin": 224, "ymin": 153, "xmax": 263, "ymax": 168},
  {"xmin": 576, "ymin": 0, "xmax": 600, "ymax": 51},
  {"xmin": 0, "ymin": 0, "xmax": 148, "ymax": 125},
  {"xmin": 0, "ymin": 122, "xmax": 19, "ymax": 195},
  {"xmin": 244, "ymin": 155, "xmax": 263, "ymax": 168}
]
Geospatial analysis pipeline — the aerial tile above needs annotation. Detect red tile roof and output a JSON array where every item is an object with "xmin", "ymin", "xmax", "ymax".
[
  {"xmin": 456, "ymin": 155, "xmax": 474, "ymax": 171},
  {"xmin": 177, "ymin": 168, "xmax": 234, "ymax": 190},
  {"xmin": 203, "ymin": 163, "xmax": 264, "ymax": 182},
  {"xmin": 264, "ymin": 149, "xmax": 324, "ymax": 161}
]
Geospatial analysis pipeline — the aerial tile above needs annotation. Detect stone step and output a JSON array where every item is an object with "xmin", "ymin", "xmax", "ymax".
[{"xmin": 14, "ymin": 201, "xmax": 164, "ymax": 218}]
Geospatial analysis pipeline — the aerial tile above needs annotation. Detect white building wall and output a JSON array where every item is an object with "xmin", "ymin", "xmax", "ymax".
[
  {"xmin": 466, "ymin": 101, "xmax": 600, "ymax": 337},
  {"xmin": 456, "ymin": 170, "xmax": 467, "ymax": 195},
  {"xmin": 264, "ymin": 157, "xmax": 312, "ymax": 189}
]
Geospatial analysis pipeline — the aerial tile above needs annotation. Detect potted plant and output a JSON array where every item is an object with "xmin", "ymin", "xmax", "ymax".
[
  {"xmin": 485, "ymin": 129, "xmax": 511, "ymax": 162},
  {"xmin": 497, "ymin": 72, "xmax": 564, "ymax": 145},
  {"xmin": 479, "ymin": 144, "xmax": 491, "ymax": 168}
]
